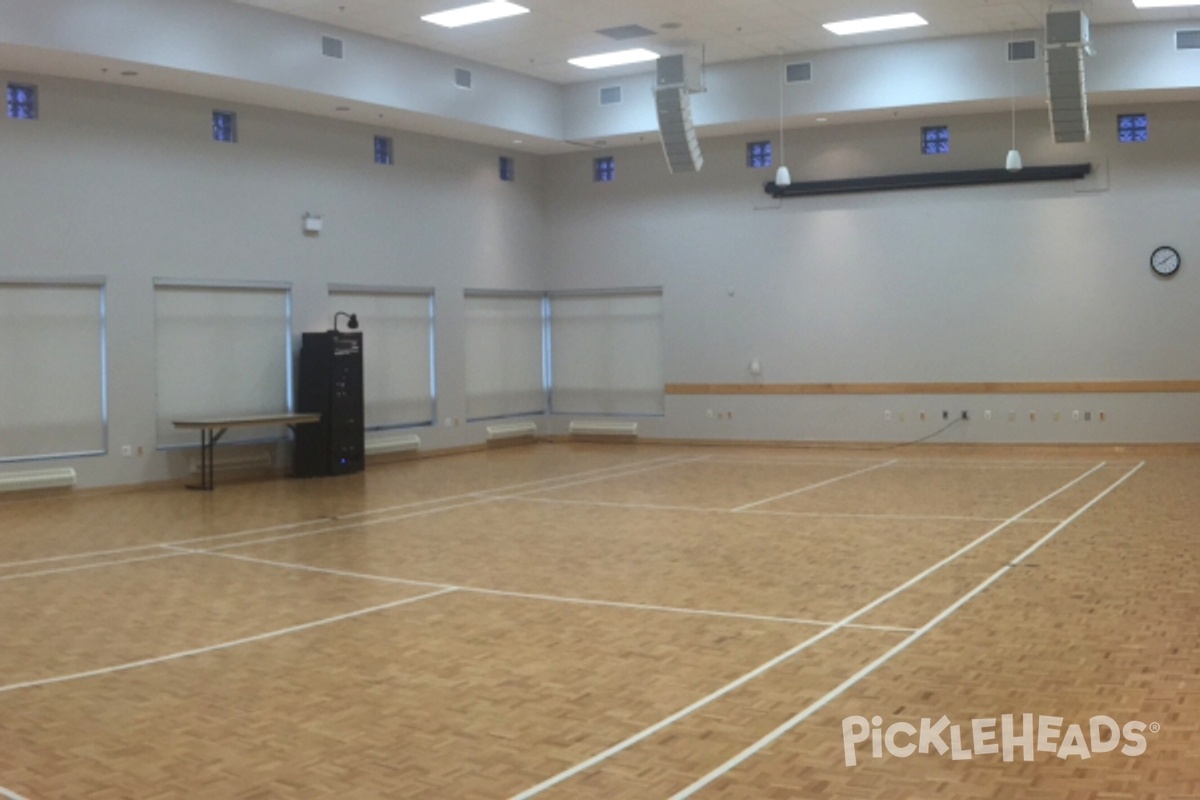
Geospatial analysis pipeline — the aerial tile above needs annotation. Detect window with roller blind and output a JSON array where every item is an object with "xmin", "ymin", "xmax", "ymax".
[
  {"xmin": 328, "ymin": 286, "xmax": 435, "ymax": 430},
  {"xmin": 153, "ymin": 280, "xmax": 292, "ymax": 448},
  {"xmin": 0, "ymin": 279, "xmax": 107, "ymax": 461},
  {"xmin": 463, "ymin": 291, "xmax": 546, "ymax": 421},
  {"xmin": 548, "ymin": 290, "xmax": 664, "ymax": 416}
]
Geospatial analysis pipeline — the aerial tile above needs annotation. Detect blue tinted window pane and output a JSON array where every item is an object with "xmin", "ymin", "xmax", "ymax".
[
  {"xmin": 594, "ymin": 156, "xmax": 615, "ymax": 183},
  {"xmin": 212, "ymin": 111, "xmax": 237, "ymax": 143},
  {"xmin": 747, "ymin": 141, "xmax": 772, "ymax": 168},
  {"xmin": 921, "ymin": 126, "xmax": 949, "ymax": 155},
  {"xmin": 1117, "ymin": 114, "xmax": 1148, "ymax": 143},
  {"xmin": 499, "ymin": 156, "xmax": 515, "ymax": 182},
  {"xmin": 374, "ymin": 135, "xmax": 393, "ymax": 165},
  {"xmin": 6, "ymin": 83, "xmax": 38, "ymax": 119}
]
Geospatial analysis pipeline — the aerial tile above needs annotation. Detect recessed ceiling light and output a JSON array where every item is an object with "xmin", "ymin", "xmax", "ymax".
[
  {"xmin": 1132, "ymin": 0, "xmax": 1200, "ymax": 7},
  {"xmin": 823, "ymin": 12, "xmax": 928, "ymax": 36},
  {"xmin": 421, "ymin": 1, "xmax": 529, "ymax": 29},
  {"xmin": 568, "ymin": 48, "xmax": 660, "ymax": 69},
  {"xmin": 816, "ymin": 117, "xmax": 828, "ymax": 122}
]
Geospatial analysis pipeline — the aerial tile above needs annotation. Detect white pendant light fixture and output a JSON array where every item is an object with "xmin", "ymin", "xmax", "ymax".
[
  {"xmin": 775, "ymin": 52, "xmax": 791, "ymax": 188},
  {"xmin": 1005, "ymin": 31, "xmax": 1023, "ymax": 172}
]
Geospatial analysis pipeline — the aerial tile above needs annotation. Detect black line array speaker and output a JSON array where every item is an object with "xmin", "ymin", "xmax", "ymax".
[
  {"xmin": 294, "ymin": 331, "xmax": 364, "ymax": 478},
  {"xmin": 1045, "ymin": 10, "xmax": 1091, "ymax": 144},
  {"xmin": 655, "ymin": 54, "xmax": 703, "ymax": 174},
  {"xmin": 656, "ymin": 88, "xmax": 703, "ymax": 173}
]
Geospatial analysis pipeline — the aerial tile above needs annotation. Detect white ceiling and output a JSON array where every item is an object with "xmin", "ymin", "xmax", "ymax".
[{"xmin": 232, "ymin": 0, "xmax": 1200, "ymax": 84}]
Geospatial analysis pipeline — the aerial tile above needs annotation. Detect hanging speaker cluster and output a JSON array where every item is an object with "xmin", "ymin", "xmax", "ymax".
[
  {"xmin": 655, "ymin": 54, "xmax": 704, "ymax": 173},
  {"xmin": 1045, "ymin": 10, "xmax": 1091, "ymax": 144}
]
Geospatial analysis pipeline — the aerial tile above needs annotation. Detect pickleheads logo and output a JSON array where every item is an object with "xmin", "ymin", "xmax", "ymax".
[{"xmin": 842, "ymin": 714, "xmax": 1159, "ymax": 767}]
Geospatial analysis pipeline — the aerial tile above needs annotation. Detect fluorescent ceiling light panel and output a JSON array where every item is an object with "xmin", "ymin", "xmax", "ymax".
[
  {"xmin": 568, "ymin": 48, "xmax": 660, "ymax": 69},
  {"xmin": 1132, "ymin": 0, "xmax": 1200, "ymax": 7},
  {"xmin": 823, "ymin": 12, "xmax": 929, "ymax": 36},
  {"xmin": 421, "ymin": 1, "xmax": 529, "ymax": 28}
]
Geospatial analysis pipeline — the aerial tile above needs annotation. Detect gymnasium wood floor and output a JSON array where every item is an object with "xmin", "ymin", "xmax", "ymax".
[{"xmin": 0, "ymin": 442, "xmax": 1196, "ymax": 799}]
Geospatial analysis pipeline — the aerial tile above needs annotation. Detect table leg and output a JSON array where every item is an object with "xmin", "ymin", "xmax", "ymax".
[{"xmin": 186, "ymin": 427, "xmax": 227, "ymax": 491}]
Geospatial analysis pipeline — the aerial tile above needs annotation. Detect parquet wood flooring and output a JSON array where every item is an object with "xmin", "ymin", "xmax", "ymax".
[{"xmin": 0, "ymin": 443, "xmax": 1195, "ymax": 799}]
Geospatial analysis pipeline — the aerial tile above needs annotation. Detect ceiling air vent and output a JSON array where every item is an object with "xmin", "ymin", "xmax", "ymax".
[
  {"xmin": 1008, "ymin": 39, "xmax": 1036, "ymax": 61},
  {"xmin": 596, "ymin": 24, "xmax": 657, "ymax": 41},
  {"xmin": 321, "ymin": 36, "xmax": 344, "ymax": 59},
  {"xmin": 1177, "ymin": 29, "xmax": 1200, "ymax": 50},
  {"xmin": 786, "ymin": 62, "xmax": 812, "ymax": 83},
  {"xmin": 454, "ymin": 67, "xmax": 472, "ymax": 89},
  {"xmin": 599, "ymin": 86, "xmax": 622, "ymax": 106}
]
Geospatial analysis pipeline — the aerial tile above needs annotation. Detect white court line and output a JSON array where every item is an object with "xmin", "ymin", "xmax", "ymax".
[
  {"xmin": 0, "ymin": 788, "xmax": 30, "ymax": 800},
  {"xmin": 164, "ymin": 546, "xmax": 454, "ymax": 590},
  {"xmin": 505, "ymin": 461, "xmax": 1108, "ymax": 800},
  {"xmin": 175, "ymin": 547, "xmax": 918, "ymax": 634},
  {"xmin": 731, "ymin": 459, "xmax": 899, "ymax": 513},
  {"xmin": 886, "ymin": 461, "xmax": 1106, "ymax": 470},
  {"xmin": 197, "ymin": 456, "xmax": 710, "ymax": 554},
  {"xmin": 669, "ymin": 461, "xmax": 1145, "ymax": 800},
  {"xmin": 456, "ymin": 586, "xmax": 919, "ymax": 634},
  {"xmin": 0, "ymin": 551, "xmax": 192, "ymax": 584},
  {"xmin": 0, "ymin": 516, "xmax": 337, "ymax": 572},
  {"xmin": 0, "ymin": 453, "xmax": 700, "ymax": 573},
  {"xmin": 0, "ymin": 454, "xmax": 692, "ymax": 572},
  {"xmin": 0, "ymin": 587, "xmax": 457, "ymax": 696},
  {"xmin": 328, "ymin": 454, "xmax": 692, "ymax": 523},
  {"xmin": 496, "ymin": 494, "xmax": 1038, "ymax": 525},
  {"xmin": 699, "ymin": 456, "xmax": 896, "ymax": 467}
]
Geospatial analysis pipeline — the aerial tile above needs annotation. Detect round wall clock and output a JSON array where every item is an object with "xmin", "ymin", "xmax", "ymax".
[{"xmin": 1151, "ymin": 246, "xmax": 1181, "ymax": 278}]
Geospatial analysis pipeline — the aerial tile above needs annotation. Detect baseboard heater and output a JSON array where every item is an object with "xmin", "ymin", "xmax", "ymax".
[
  {"xmin": 364, "ymin": 434, "xmax": 421, "ymax": 455},
  {"xmin": 568, "ymin": 421, "xmax": 639, "ymax": 438},
  {"xmin": 0, "ymin": 467, "xmax": 77, "ymax": 493},
  {"xmin": 486, "ymin": 422, "xmax": 538, "ymax": 442},
  {"xmin": 189, "ymin": 452, "xmax": 272, "ymax": 475}
]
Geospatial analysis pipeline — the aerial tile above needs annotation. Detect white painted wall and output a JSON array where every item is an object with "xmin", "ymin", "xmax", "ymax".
[
  {"xmin": 564, "ymin": 22, "xmax": 1200, "ymax": 143},
  {"xmin": 3, "ymin": 71, "xmax": 1199, "ymax": 491},
  {"xmin": 0, "ymin": 75, "xmax": 546, "ymax": 487},
  {"xmin": 542, "ymin": 101, "xmax": 1200, "ymax": 444}
]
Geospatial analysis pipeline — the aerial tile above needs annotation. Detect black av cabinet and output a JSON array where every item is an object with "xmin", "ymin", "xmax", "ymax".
[{"xmin": 294, "ymin": 331, "xmax": 365, "ymax": 477}]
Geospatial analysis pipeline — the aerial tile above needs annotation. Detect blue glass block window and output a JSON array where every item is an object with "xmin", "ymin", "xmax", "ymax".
[
  {"xmin": 499, "ymin": 156, "xmax": 515, "ymax": 182},
  {"xmin": 594, "ymin": 156, "xmax": 615, "ymax": 183},
  {"xmin": 212, "ymin": 110, "xmax": 237, "ymax": 143},
  {"xmin": 374, "ymin": 135, "xmax": 394, "ymax": 165},
  {"xmin": 1117, "ymin": 113, "xmax": 1148, "ymax": 143},
  {"xmin": 746, "ymin": 141, "xmax": 773, "ymax": 169},
  {"xmin": 921, "ymin": 125, "xmax": 950, "ymax": 155},
  {"xmin": 6, "ymin": 83, "xmax": 38, "ymax": 120}
]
